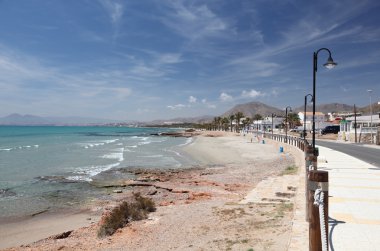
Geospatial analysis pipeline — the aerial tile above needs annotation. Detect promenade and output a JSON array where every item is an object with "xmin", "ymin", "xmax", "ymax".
[{"xmin": 318, "ymin": 144, "xmax": 380, "ymax": 251}]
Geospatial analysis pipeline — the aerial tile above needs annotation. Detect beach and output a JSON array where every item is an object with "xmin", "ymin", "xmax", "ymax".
[{"xmin": 1, "ymin": 130, "xmax": 301, "ymax": 250}]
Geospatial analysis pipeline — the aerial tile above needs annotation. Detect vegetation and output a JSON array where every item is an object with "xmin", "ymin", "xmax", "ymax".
[
  {"xmin": 281, "ymin": 165, "xmax": 299, "ymax": 175},
  {"xmin": 98, "ymin": 193, "xmax": 156, "ymax": 237},
  {"xmin": 286, "ymin": 113, "xmax": 301, "ymax": 129},
  {"xmin": 229, "ymin": 114, "xmax": 235, "ymax": 132},
  {"xmin": 234, "ymin": 112, "xmax": 244, "ymax": 132}
]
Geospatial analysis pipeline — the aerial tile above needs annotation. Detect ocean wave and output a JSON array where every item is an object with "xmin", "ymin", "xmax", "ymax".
[
  {"xmin": 0, "ymin": 145, "xmax": 39, "ymax": 152},
  {"xmin": 103, "ymin": 139, "xmax": 119, "ymax": 144},
  {"xmin": 0, "ymin": 148, "xmax": 13, "ymax": 151},
  {"xmin": 124, "ymin": 148, "xmax": 135, "ymax": 152},
  {"xmin": 67, "ymin": 162, "xmax": 121, "ymax": 182},
  {"xmin": 79, "ymin": 139, "xmax": 119, "ymax": 149},
  {"xmin": 164, "ymin": 149, "xmax": 182, "ymax": 157},
  {"xmin": 137, "ymin": 155, "xmax": 164, "ymax": 158},
  {"xmin": 138, "ymin": 141, "xmax": 151, "ymax": 146},
  {"xmin": 177, "ymin": 137, "xmax": 193, "ymax": 147},
  {"xmin": 101, "ymin": 148, "xmax": 124, "ymax": 162}
]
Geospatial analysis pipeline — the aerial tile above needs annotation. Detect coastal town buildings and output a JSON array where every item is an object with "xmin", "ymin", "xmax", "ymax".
[
  {"xmin": 297, "ymin": 111, "xmax": 328, "ymax": 131},
  {"xmin": 339, "ymin": 114, "xmax": 380, "ymax": 144}
]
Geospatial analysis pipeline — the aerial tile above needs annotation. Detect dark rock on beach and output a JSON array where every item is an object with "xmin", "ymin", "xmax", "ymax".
[{"xmin": 0, "ymin": 188, "xmax": 17, "ymax": 198}]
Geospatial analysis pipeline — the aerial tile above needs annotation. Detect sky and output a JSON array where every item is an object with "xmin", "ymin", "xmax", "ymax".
[{"xmin": 0, "ymin": 0, "xmax": 379, "ymax": 121}]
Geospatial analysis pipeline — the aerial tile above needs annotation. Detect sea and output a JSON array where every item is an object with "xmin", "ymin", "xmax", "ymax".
[{"xmin": 0, "ymin": 126, "xmax": 195, "ymax": 218}]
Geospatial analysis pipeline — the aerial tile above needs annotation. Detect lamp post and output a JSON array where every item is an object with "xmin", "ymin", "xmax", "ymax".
[
  {"xmin": 312, "ymin": 48, "xmax": 337, "ymax": 154},
  {"xmin": 304, "ymin": 94, "xmax": 314, "ymax": 140},
  {"xmin": 368, "ymin": 89, "xmax": 373, "ymax": 143},
  {"xmin": 271, "ymin": 113, "xmax": 276, "ymax": 139},
  {"xmin": 285, "ymin": 106, "xmax": 292, "ymax": 143}
]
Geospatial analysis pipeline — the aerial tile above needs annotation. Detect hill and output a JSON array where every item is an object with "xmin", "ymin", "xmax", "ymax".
[
  {"xmin": 144, "ymin": 115, "xmax": 214, "ymax": 125},
  {"xmin": 0, "ymin": 114, "xmax": 122, "ymax": 125},
  {"xmin": 293, "ymin": 103, "xmax": 355, "ymax": 114},
  {"xmin": 221, "ymin": 101, "xmax": 284, "ymax": 118}
]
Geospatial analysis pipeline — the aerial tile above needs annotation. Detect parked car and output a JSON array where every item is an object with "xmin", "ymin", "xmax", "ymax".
[{"xmin": 321, "ymin": 125, "xmax": 340, "ymax": 135}]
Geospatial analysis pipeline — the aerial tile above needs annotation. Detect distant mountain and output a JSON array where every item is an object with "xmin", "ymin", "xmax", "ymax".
[
  {"xmin": 358, "ymin": 102, "xmax": 380, "ymax": 115},
  {"xmin": 221, "ymin": 101, "xmax": 284, "ymax": 118},
  {"xmin": 0, "ymin": 114, "xmax": 50, "ymax": 125},
  {"xmin": 0, "ymin": 113, "xmax": 123, "ymax": 125},
  {"xmin": 293, "ymin": 103, "xmax": 355, "ymax": 114},
  {"xmin": 145, "ymin": 115, "xmax": 214, "ymax": 125}
]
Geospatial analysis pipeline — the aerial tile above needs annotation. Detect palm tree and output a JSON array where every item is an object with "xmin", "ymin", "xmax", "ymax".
[
  {"xmin": 253, "ymin": 114, "xmax": 263, "ymax": 132},
  {"xmin": 235, "ymin": 112, "xmax": 244, "ymax": 133},
  {"xmin": 287, "ymin": 113, "xmax": 301, "ymax": 129},
  {"xmin": 229, "ymin": 114, "xmax": 235, "ymax": 132},
  {"xmin": 221, "ymin": 117, "xmax": 230, "ymax": 131},
  {"xmin": 242, "ymin": 117, "xmax": 252, "ymax": 132}
]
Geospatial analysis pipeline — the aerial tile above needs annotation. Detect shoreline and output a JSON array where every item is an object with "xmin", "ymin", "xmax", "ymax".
[{"xmin": 1, "ymin": 130, "xmax": 300, "ymax": 250}]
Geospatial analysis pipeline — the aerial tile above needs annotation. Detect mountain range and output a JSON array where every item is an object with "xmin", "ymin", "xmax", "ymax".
[
  {"xmin": 0, "ymin": 113, "xmax": 123, "ymax": 125},
  {"xmin": 1, "ymin": 102, "xmax": 378, "ymax": 125}
]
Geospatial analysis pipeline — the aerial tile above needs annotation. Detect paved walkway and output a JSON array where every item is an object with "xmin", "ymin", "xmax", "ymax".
[{"xmin": 318, "ymin": 145, "xmax": 380, "ymax": 251}]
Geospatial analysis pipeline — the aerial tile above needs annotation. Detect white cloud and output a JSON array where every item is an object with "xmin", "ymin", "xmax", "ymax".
[
  {"xmin": 158, "ymin": 53, "xmax": 182, "ymax": 64},
  {"xmin": 220, "ymin": 92, "xmax": 233, "ymax": 102},
  {"xmin": 201, "ymin": 98, "xmax": 207, "ymax": 104},
  {"xmin": 188, "ymin": 96, "xmax": 197, "ymax": 103},
  {"xmin": 160, "ymin": 2, "xmax": 228, "ymax": 41},
  {"xmin": 167, "ymin": 104, "xmax": 187, "ymax": 110},
  {"xmin": 241, "ymin": 89, "xmax": 263, "ymax": 98},
  {"xmin": 99, "ymin": 0, "xmax": 124, "ymax": 25}
]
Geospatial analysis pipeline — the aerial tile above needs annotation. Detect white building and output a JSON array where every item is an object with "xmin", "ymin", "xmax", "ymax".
[
  {"xmin": 298, "ymin": 112, "xmax": 329, "ymax": 130},
  {"xmin": 339, "ymin": 114, "xmax": 380, "ymax": 143},
  {"xmin": 250, "ymin": 117, "xmax": 283, "ymax": 132}
]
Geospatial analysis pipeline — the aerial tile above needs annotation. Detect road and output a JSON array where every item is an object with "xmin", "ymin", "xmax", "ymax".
[{"xmin": 316, "ymin": 140, "xmax": 380, "ymax": 168}]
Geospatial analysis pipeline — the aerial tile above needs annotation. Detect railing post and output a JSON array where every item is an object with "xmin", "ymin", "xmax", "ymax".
[{"xmin": 308, "ymin": 170, "xmax": 329, "ymax": 251}]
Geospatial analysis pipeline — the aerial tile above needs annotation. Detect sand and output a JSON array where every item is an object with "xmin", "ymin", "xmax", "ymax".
[{"xmin": 1, "ymin": 130, "xmax": 301, "ymax": 251}]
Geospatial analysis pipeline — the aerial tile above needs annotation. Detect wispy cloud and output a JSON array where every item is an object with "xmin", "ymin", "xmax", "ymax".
[
  {"xmin": 98, "ymin": 0, "xmax": 124, "ymax": 40},
  {"xmin": 98, "ymin": 0, "xmax": 124, "ymax": 25},
  {"xmin": 220, "ymin": 92, "xmax": 233, "ymax": 102},
  {"xmin": 167, "ymin": 104, "xmax": 187, "ymax": 110},
  {"xmin": 241, "ymin": 89, "xmax": 264, "ymax": 99},
  {"xmin": 188, "ymin": 95, "xmax": 197, "ymax": 103},
  {"xmin": 159, "ymin": 1, "xmax": 228, "ymax": 41}
]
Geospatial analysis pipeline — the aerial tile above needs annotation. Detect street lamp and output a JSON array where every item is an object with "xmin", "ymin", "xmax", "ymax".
[
  {"xmin": 312, "ymin": 48, "xmax": 337, "ymax": 153},
  {"xmin": 304, "ymin": 94, "xmax": 314, "ymax": 140},
  {"xmin": 271, "ymin": 113, "xmax": 276, "ymax": 139},
  {"xmin": 368, "ymin": 89, "xmax": 373, "ymax": 143},
  {"xmin": 285, "ymin": 106, "xmax": 292, "ymax": 143}
]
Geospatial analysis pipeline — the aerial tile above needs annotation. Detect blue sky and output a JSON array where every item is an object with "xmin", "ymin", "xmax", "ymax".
[{"xmin": 0, "ymin": 0, "xmax": 379, "ymax": 121}]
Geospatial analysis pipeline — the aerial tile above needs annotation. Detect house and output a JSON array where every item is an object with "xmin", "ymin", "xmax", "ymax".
[
  {"xmin": 339, "ymin": 114, "xmax": 380, "ymax": 143},
  {"xmin": 298, "ymin": 112, "xmax": 328, "ymax": 130},
  {"xmin": 250, "ymin": 117, "xmax": 283, "ymax": 132}
]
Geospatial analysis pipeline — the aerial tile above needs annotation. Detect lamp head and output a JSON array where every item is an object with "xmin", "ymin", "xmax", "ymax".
[{"xmin": 323, "ymin": 56, "xmax": 337, "ymax": 69}]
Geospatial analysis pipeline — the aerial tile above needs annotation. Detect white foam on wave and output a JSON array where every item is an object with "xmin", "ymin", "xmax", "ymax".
[
  {"xmin": 0, "ymin": 145, "xmax": 40, "ymax": 151},
  {"xmin": 0, "ymin": 148, "xmax": 12, "ymax": 151},
  {"xmin": 177, "ymin": 137, "xmax": 193, "ymax": 147},
  {"xmin": 102, "ymin": 148, "xmax": 124, "ymax": 162},
  {"xmin": 138, "ymin": 141, "xmax": 151, "ymax": 146},
  {"xmin": 79, "ymin": 139, "xmax": 119, "ymax": 149},
  {"xmin": 103, "ymin": 139, "xmax": 119, "ymax": 144},
  {"xmin": 137, "ymin": 154, "xmax": 164, "ymax": 158},
  {"xmin": 67, "ymin": 162, "xmax": 121, "ymax": 182},
  {"xmin": 164, "ymin": 149, "xmax": 182, "ymax": 157}
]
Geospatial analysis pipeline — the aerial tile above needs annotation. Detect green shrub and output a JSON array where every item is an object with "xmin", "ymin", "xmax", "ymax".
[
  {"xmin": 281, "ymin": 165, "xmax": 298, "ymax": 175},
  {"xmin": 98, "ymin": 194, "xmax": 156, "ymax": 237}
]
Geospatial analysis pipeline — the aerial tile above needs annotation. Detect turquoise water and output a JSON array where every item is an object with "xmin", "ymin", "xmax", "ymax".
[{"xmin": 0, "ymin": 126, "xmax": 194, "ymax": 217}]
